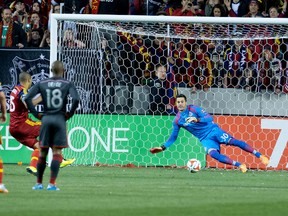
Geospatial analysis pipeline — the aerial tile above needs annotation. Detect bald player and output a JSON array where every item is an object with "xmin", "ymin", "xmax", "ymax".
[{"xmin": 25, "ymin": 60, "xmax": 80, "ymax": 190}]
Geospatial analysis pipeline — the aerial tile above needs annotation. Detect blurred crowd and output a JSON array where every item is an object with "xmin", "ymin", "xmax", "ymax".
[{"xmin": 0, "ymin": 0, "xmax": 287, "ymax": 104}]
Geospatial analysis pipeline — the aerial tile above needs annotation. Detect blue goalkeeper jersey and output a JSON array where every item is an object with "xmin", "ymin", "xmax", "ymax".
[{"xmin": 163, "ymin": 105, "xmax": 218, "ymax": 148}]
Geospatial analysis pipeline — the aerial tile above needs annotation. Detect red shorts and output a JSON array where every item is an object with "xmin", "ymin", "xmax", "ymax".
[{"xmin": 9, "ymin": 119, "xmax": 41, "ymax": 148}]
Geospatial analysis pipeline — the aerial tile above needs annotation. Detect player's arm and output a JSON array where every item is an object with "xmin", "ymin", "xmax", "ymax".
[
  {"xmin": 150, "ymin": 121, "xmax": 180, "ymax": 154},
  {"xmin": 186, "ymin": 106, "xmax": 213, "ymax": 123},
  {"xmin": 20, "ymin": 90, "xmax": 42, "ymax": 108},
  {"xmin": 0, "ymin": 91, "xmax": 7, "ymax": 123},
  {"xmin": 66, "ymin": 82, "xmax": 80, "ymax": 120},
  {"xmin": 24, "ymin": 83, "xmax": 41, "ymax": 119}
]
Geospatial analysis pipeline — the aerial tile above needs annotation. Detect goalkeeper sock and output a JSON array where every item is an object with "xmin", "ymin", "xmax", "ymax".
[
  {"xmin": 37, "ymin": 156, "xmax": 46, "ymax": 184},
  {"xmin": 209, "ymin": 150, "xmax": 241, "ymax": 167},
  {"xmin": 0, "ymin": 159, "xmax": 3, "ymax": 184},
  {"xmin": 30, "ymin": 149, "xmax": 40, "ymax": 168},
  {"xmin": 50, "ymin": 154, "xmax": 62, "ymax": 185},
  {"xmin": 229, "ymin": 138, "xmax": 261, "ymax": 158}
]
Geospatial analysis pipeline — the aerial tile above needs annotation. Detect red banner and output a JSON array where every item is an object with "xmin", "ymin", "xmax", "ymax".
[{"xmin": 206, "ymin": 116, "xmax": 288, "ymax": 170}]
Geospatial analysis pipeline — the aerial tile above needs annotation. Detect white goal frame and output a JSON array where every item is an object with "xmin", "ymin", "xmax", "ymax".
[
  {"xmin": 50, "ymin": 14, "xmax": 288, "ymax": 65},
  {"xmin": 49, "ymin": 14, "xmax": 288, "ymax": 170}
]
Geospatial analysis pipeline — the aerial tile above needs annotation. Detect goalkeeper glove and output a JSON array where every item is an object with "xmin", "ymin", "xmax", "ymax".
[
  {"xmin": 150, "ymin": 145, "xmax": 166, "ymax": 154},
  {"xmin": 186, "ymin": 117, "xmax": 199, "ymax": 123}
]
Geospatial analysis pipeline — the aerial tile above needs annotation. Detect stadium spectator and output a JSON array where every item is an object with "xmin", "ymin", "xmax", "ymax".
[
  {"xmin": 0, "ymin": 82, "xmax": 8, "ymax": 193},
  {"xmin": 25, "ymin": 60, "xmax": 80, "ymax": 191},
  {"xmin": 224, "ymin": 0, "xmax": 249, "ymax": 17},
  {"xmin": 0, "ymin": 7, "xmax": 27, "ymax": 48},
  {"xmin": 205, "ymin": 0, "xmax": 223, "ymax": 16},
  {"xmin": 223, "ymin": 40, "xmax": 249, "ymax": 88},
  {"xmin": 118, "ymin": 29, "xmax": 151, "ymax": 85},
  {"xmin": 150, "ymin": 93, "xmax": 270, "ymax": 173},
  {"xmin": 30, "ymin": 1, "xmax": 50, "ymax": 27},
  {"xmin": 39, "ymin": 29, "xmax": 49, "ymax": 47},
  {"xmin": 268, "ymin": 4, "xmax": 287, "ymax": 18},
  {"xmin": 27, "ymin": 28, "xmax": 42, "ymax": 47},
  {"xmin": 163, "ymin": 0, "xmax": 181, "ymax": 15},
  {"xmin": 210, "ymin": 3, "xmax": 227, "ymax": 16},
  {"xmin": 148, "ymin": 64, "xmax": 175, "ymax": 115},
  {"xmin": 237, "ymin": 66, "xmax": 257, "ymax": 91},
  {"xmin": 80, "ymin": 0, "xmax": 130, "ymax": 15},
  {"xmin": 171, "ymin": 0, "xmax": 195, "ymax": 16},
  {"xmin": 191, "ymin": 43, "xmax": 213, "ymax": 92},
  {"xmin": 63, "ymin": 28, "xmax": 85, "ymax": 48},
  {"xmin": 11, "ymin": 0, "xmax": 29, "ymax": 28},
  {"xmin": 28, "ymin": 11, "xmax": 44, "ymax": 34},
  {"xmin": 270, "ymin": 59, "xmax": 283, "ymax": 94},
  {"xmin": 243, "ymin": 0, "xmax": 263, "ymax": 17},
  {"xmin": 170, "ymin": 39, "xmax": 193, "ymax": 88},
  {"xmin": 255, "ymin": 45, "xmax": 282, "ymax": 92}
]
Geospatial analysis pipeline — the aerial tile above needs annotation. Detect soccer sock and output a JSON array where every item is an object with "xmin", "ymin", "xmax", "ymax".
[
  {"xmin": 209, "ymin": 150, "xmax": 241, "ymax": 167},
  {"xmin": 37, "ymin": 156, "xmax": 46, "ymax": 184},
  {"xmin": 229, "ymin": 138, "xmax": 261, "ymax": 158},
  {"xmin": 50, "ymin": 154, "xmax": 63, "ymax": 185},
  {"xmin": 0, "ymin": 159, "xmax": 3, "ymax": 184},
  {"xmin": 30, "ymin": 149, "xmax": 40, "ymax": 168}
]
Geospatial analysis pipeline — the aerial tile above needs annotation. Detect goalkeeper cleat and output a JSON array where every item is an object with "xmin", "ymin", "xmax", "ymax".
[
  {"xmin": 47, "ymin": 184, "xmax": 60, "ymax": 191},
  {"xmin": 239, "ymin": 164, "xmax": 247, "ymax": 173},
  {"xmin": 60, "ymin": 158, "xmax": 76, "ymax": 168},
  {"xmin": 32, "ymin": 183, "xmax": 44, "ymax": 190},
  {"xmin": 26, "ymin": 166, "xmax": 37, "ymax": 176},
  {"xmin": 0, "ymin": 184, "xmax": 8, "ymax": 193},
  {"xmin": 260, "ymin": 155, "xmax": 269, "ymax": 166}
]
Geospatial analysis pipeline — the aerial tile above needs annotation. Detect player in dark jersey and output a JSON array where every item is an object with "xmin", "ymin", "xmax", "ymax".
[
  {"xmin": 25, "ymin": 60, "xmax": 80, "ymax": 190},
  {"xmin": 9, "ymin": 72, "xmax": 76, "ymax": 176},
  {"xmin": 0, "ymin": 83, "xmax": 8, "ymax": 193}
]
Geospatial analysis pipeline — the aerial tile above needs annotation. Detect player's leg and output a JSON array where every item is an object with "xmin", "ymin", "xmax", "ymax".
[
  {"xmin": 25, "ymin": 123, "xmax": 41, "ymax": 175},
  {"xmin": 47, "ymin": 115, "xmax": 68, "ymax": 191},
  {"xmin": 0, "ymin": 157, "xmax": 8, "ymax": 193},
  {"xmin": 203, "ymin": 129, "xmax": 247, "ymax": 172},
  {"xmin": 228, "ymin": 138, "xmax": 270, "ymax": 166},
  {"xmin": 32, "ymin": 148, "xmax": 48, "ymax": 190},
  {"xmin": 47, "ymin": 147, "xmax": 62, "ymax": 191},
  {"xmin": 26, "ymin": 142, "xmax": 40, "ymax": 176}
]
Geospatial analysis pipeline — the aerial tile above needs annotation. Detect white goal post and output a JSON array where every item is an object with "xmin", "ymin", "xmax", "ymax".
[{"xmin": 50, "ymin": 14, "xmax": 288, "ymax": 170}]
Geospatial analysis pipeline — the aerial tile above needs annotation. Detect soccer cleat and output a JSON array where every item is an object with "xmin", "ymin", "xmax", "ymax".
[
  {"xmin": 239, "ymin": 164, "xmax": 247, "ymax": 173},
  {"xmin": 47, "ymin": 184, "xmax": 60, "ymax": 191},
  {"xmin": 32, "ymin": 183, "xmax": 44, "ymax": 190},
  {"xmin": 0, "ymin": 184, "xmax": 8, "ymax": 193},
  {"xmin": 60, "ymin": 158, "xmax": 76, "ymax": 168},
  {"xmin": 26, "ymin": 166, "xmax": 37, "ymax": 176},
  {"xmin": 260, "ymin": 155, "xmax": 269, "ymax": 166}
]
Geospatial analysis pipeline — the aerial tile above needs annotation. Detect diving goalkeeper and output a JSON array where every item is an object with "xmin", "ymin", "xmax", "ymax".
[{"xmin": 150, "ymin": 94, "xmax": 269, "ymax": 172}]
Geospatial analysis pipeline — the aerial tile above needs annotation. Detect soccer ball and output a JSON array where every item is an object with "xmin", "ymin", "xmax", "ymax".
[{"xmin": 187, "ymin": 159, "xmax": 201, "ymax": 173}]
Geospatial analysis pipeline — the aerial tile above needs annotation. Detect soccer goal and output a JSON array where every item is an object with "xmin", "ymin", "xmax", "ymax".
[{"xmin": 50, "ymin": 14, "xmax": 288, "ymax": 170}]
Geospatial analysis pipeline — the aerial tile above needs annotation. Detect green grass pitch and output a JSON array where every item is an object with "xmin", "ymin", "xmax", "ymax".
[{"xmin": 1, "ymin": 164, "xmax": 288, "ymax": 216}]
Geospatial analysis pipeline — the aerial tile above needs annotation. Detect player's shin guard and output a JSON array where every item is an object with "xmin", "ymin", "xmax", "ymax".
[
  {"xmin": 209, "ymin": 150, "xmax": 241, "ymax": 167},
  {"xmin": 30, "ymin": 149, "xmax": 40, "ymax": 168},
  {"xmin": 0, "ymin": 159, "xmax": 3, "ymax": 184},
  {"xmin": 229, "ymin": 138, "xmax": 261, "ymax": 158},
  {"xmin": 37, "ymin": 156, "xmax": 46, "ymax": 184},
  {"xmin": 50, "ymin": 154, "xmax": 63, "ymax": 185}
]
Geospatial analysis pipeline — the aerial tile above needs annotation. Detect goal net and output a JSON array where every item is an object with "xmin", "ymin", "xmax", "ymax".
[{"xmin": 50, "ymin": 14, "xmax": 288, "ymax": 170}]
